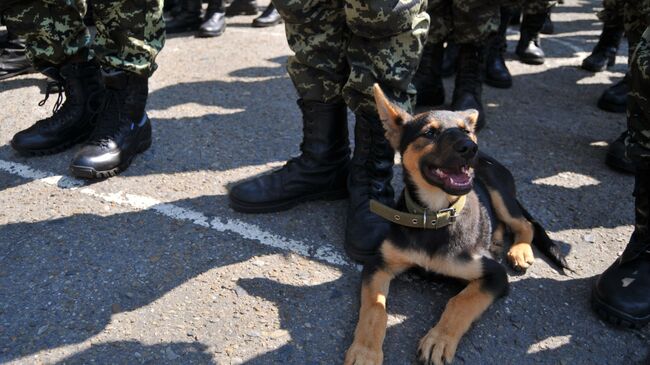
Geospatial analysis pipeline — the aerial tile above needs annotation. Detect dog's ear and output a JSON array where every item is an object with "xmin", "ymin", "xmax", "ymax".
[
  {"xmin": 373, "ymin": 83, "xmax": 411, "ymax": 150},
  {"xmin": 459, "ymin": 109, "xmax": 479, "ymax": 132}
]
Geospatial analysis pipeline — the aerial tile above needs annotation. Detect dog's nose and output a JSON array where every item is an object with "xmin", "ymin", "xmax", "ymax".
[{"xmin": 454, "ymin": 140, "xmax": 478, "ymax": 158}]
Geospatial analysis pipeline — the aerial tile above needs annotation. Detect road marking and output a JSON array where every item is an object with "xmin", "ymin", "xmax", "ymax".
[{"xmin": 0, "ymin": 159, "xmax": 352, "ymax": 268}]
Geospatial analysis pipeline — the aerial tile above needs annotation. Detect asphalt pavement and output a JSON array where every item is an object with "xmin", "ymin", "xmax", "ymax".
[{"xmin": 1, "ymin": 1, "xmax": 649, "ymax": 364}]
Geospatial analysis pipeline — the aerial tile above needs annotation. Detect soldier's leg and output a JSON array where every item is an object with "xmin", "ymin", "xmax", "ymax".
[
  {"xmin": 69, "ymin": 0, "xmax": 165, "ymax": 179},
  {"xmin": 485, "ymin": 7, "xmax": 515, "ymax": 89},
  {"xmin": 228, "ymin": 1, "xmax": 352, "ymax": 213},
  {"xmin": 604, "ymin": 0, "xmax": 650, "ymax": 168},
  {"xmin": 516, "ymin": 0, "xmax": 555, "ymax": 65},
  {"xmin": 6, "ymin": 1, "xmax": 105, "ymax": 157},
  {"xmin": 413, "ymin": 0, "xmax": 451, "ymax": 107},
  {"xmin": 582, "ymin": 0, "xmax": 625, "ymax": 72},
  {"xmin": 592, "ymin": 25, "xmax": 650, "ymax": 329},
  {"xmin": 342, "ymin": 0, "xmax": 429, "ymax": 262},
  {"xmin": 449, "ymin": 0, "xmax": 499, "ymax": 129}
]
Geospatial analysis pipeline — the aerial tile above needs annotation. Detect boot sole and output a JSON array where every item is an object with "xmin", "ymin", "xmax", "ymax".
[
  {"xmin": 69, "ymin": 138, "xmax": 152, "ymax": 180},
  {"xmin": 11, "ymin": 131, "xmax": 91, "ymax": 157},
  {"xmin": 343, "ymin": 242, "xmax": 377, "ymax": 264},
  {"xmin": 229, "ymin": 189, "xmax": 348, "ymax": 214},
  {"xmin": 517, "ymin": 55, "xmax": 545, "ymax": 65},
  {"xmin": 605, "ymin": 151, "xmax": 636, "ymax": 174},
  {"xmin": 196, "ymin": 28, "xmax": 226, "ymax": 38},
  {"xmin": 485, "ymin": 77, "xmax": 512, "ymax": 89},
  {"xmin": 252, "ymin": 19, "xmax": 283, "ymax": 28},
  {"xmin": 597, "ymin": 98, "xmax": 626, "ymax": 113},
  {"xmin": 591, "ymin": 289, "xmax": 650, "ymax": 329}
]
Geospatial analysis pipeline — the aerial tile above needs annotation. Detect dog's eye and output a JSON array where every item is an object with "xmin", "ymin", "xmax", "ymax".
[
  {"xmin": 423, "ymin": 129, "xmax": 438, "ymax": 138},
  {"xmin": 463, "ymin": 128, "xmax": 471, "ymax": 134}
]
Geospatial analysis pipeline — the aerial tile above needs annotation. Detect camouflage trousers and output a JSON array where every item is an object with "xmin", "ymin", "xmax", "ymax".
[
  {"xmin": 425, "ymin": 0, "xmax": 554, "ymax": 45},
  {"xmin": 274, "ymin": 0, "xmax": 429, "ymax": 116},
  {"xmin": 627, "ymin": 25, "xmax": 650, "ymax": 169},
  {"xmin": 2, "ymin": 0, "xmax": 165, "ymax": 77},
  {"xmin": 426, "ymin": 0, "xmax": 499, "ymax": 44},
  {"xmin": 596, "ymin": 0, "xmax": 650, "ymax": 58}
]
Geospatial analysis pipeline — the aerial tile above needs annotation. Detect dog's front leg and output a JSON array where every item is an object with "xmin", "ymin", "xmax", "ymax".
[
  {"xmin": 418, "ymin": 258, "xmax": 508, "ymax": 365},
  {"xmin": 344, "ymin": 265, "xmax": 396, "ymax": 365}
]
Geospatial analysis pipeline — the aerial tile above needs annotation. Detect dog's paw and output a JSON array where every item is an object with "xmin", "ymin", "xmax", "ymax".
[
  {"xmin": 344, "ymin": 342, "xmax": 383, "ymax": 365},
  {"xmin": 507, "ymin": 243, "xmax": 535, "ymax": 271},
  {"xmin": 417, "ymin": 326, "xmax": 459, "ymax": 365}
]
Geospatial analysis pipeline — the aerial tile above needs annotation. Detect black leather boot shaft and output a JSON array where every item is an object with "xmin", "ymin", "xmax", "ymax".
[
  {"xmin": 166, "ymin": 0, "xmax": 202, "ymax": 33},
  {"xmin": 593, "ymin": 171, "xmax": 650, "ymax": 328},
  {"xmin": 345, "ymin": 113, "xmax": 395, "ymax": 262},
  {"xmin": 0, "ymin": 38, "xmax": 33, "ymax": 80},
  {"xmin": 441, "ymin": 42, "xmax": 460, "ymax": 77},
  {"xmin": 582, "ymin": 25, "xmax": 623, "ymax": 72},
  {"xmin": 413, "ymin": 43, "xmax": 445, "ymax": 107},
  {"xmin": 228, "ymin": 100, "xmax": 350, "ymax": 213},
  {"xmin": 452, "ymin": 44, "xmax": 485, "ymax": 131},
  {"xmin": 252, "ymin": 3, "xmax": 282, "ymax": 27},
  {"xmin": 485, "ymin": 8, "xmax": 513, "ymax": 89},
  {"xmin": 70, "ymin": 71, "xmax": 152, "ymax": 179},
  {"xmin": 226, "ymin": 0, "xmax": 258, "ymax": 16},
  {"xmin": 11, "ymin": 61, "xmax": 104, "ymax": 156},
  {"xmin": 516, "ymin": 13, "xmax": 546, "ymax": 65},
  {"xmin": 598, "ymin": 75, "xmax": 628, "ymax": 113}
]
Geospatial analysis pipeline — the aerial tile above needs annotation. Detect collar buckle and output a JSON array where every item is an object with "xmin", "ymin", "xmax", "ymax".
[{"xmin": 438, "ymin": 207, "xmax": 458, "ymax": 222}]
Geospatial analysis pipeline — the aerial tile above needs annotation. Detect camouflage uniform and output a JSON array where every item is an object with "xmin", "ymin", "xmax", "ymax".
[
  {"xmin": 1, "ymin": 0, "xmax": 164, "ymax": 77},
  {"xmin": 426, "ymin": 0, "xmax": 499, "ymax": 45},
  {"xmin": 274, "ymin": 0, "xmax": 429, "ymax": 116},
  {"xmin": 627, "ymin": 25, "xmax": 650, "ymax": 169}
]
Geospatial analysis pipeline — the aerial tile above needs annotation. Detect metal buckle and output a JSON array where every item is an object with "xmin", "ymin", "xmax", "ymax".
[{"xmin": 438, "ymin": 207, "xmax": 458, "ymax": 222}]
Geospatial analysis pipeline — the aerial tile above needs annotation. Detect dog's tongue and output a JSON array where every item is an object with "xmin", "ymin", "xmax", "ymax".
[{"xmin": 435, "ymin": 167, "xmax": 472, "ymax": 188}]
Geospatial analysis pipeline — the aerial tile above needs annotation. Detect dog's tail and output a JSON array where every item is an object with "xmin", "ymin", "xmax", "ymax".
[{"xmin": 518, "ymin": 201, "xmax": 572, "ymax": 272}]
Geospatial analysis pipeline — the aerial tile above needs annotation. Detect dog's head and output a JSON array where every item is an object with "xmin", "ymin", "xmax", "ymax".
[{"xmin": 373, "ymin": 84, "xmax": 479, "ymax": 197}]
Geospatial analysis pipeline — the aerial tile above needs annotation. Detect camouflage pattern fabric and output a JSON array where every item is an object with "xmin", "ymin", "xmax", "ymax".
[
  {"xmin": 426, "ymin": 0, "xmax": 499, "ymax": 45},
  {"xmin": 627, "ymin": 25, "xmax": 650, "ymax": 169},
  {"xmin": 2, "ymin": 0, "xmax": 164, "ymax": 76},
  {"xmin": 624, "ymin": 0, "xmax": 650, "ymax": 59},
  {"xmin": 274, "ymin": 0, "xmax": 429, "ymax": 117}
]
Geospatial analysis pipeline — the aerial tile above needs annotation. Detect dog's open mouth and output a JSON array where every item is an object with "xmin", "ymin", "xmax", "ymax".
[{"xmin": 424, "ymin": 164, "xmax": 473, "ymax": 193}]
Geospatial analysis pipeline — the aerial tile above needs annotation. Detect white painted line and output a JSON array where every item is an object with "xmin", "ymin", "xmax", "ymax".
[{"xmin": 0, "ymin": 159, "xmax": 352, "ymax": 268}]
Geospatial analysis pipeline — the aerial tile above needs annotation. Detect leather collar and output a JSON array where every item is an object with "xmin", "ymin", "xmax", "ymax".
[{"xmin": 370, "ymin": 189, "xmax": 466, "ymax": 229}]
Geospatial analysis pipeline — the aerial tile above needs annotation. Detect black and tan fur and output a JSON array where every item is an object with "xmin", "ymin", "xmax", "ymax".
[{"xmin": 344, "ymin": 85, "xmax": 567, "ymax": 365}]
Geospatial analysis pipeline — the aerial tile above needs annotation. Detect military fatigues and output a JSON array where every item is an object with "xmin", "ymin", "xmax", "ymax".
[
  {"xmin": 426, "ymin": 0, "xmax": 499, "ymax": 45},
  {"xmin": 1, "ymin": 0, "xmax": 164, "ymax": 76},
  {"xmin": 274, "ymin": 0, "xmax": 429, "ymax": 116},
  {"xmin": 627, "ymin": 25, "xmax": 650, "ymax": 169}
]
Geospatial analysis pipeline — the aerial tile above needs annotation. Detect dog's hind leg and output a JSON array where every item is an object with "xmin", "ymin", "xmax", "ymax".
[
  {"xmin": 418, "ymin": 257, "xmax": 508, "ymax": 365},
  {"xmin": 345, "ymin": 263, "xmax": 400, "ymax": 365}
]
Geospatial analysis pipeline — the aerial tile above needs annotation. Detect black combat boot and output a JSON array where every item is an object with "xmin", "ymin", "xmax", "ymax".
[
  {"xmin": 582, "ymin": 25, "xmax": 624, "ymax": 72},
  {"xmin": 345, "ymin": 113, "xmax": 395, "ymax": 262},
  {"xmin": 452, "ymin": 44, "xmax": 486, "ymax": 131},
  {"xmin": 606, "ymin": 131, "xmax": 635, "ymax": 174},
  {"xmin": 516, "ymin": 12, "xmax": 547, "ymax": 65},
  {"xmin": 413, "ymin": 43, "xmax": 445, "ymax": 107},
  {"xmin": 441, "ymin": 42, "xmax": 460, "ymax": 77},
  {"xmin": 11, "ymin": 61, "xmax": 104, "ymax": 156},
  {"xmin": 198, "ymin": 0, "xmax": 226, "ymax": 37},
  {"xmin": 485, "ymin": 8, "xmax": 513, "ymax": 89},
  {"xmin": 592, "ymin": 171, "xmax": 650, "ymax": 328},
  {"xmin": 229, "ymin": 100, "xmax": 350, "ymax": 213},
  {"xmin": 252, "ymin": 3, "xmax": 282, "ymax": 28},
  {"xmin": 226, "ymin": 0, "xmax": 258, "ymax": 16},
  {"xmin": 0, "ymin": 37, "xmax": 33, "ymax": 80},
  {"xmin": 165, "ymin": 0, "xmax": 202, "ymax": 33},
  {"xmin": 598, "ymin": 75, "xmax": 628, "ymax": 113},
  {"xmin": 69, "ymin": 71, "xmax": 152, "ymax": 179}
]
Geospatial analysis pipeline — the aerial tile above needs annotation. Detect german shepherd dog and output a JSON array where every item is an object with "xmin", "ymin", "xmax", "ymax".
[{"xmin": 344, "ymin": 85, "xmax": 568, "ymax": 365}]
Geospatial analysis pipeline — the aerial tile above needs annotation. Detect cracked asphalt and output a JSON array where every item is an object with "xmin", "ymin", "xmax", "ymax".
[{"xmin": 1, "ymin": 1, "xmax": 650, "ymax": 364}]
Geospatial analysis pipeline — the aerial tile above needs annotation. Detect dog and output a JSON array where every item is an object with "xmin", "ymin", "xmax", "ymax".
[{"xmin": 344, "ymin": 84, "xmax": 568, "ymax": 365}]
